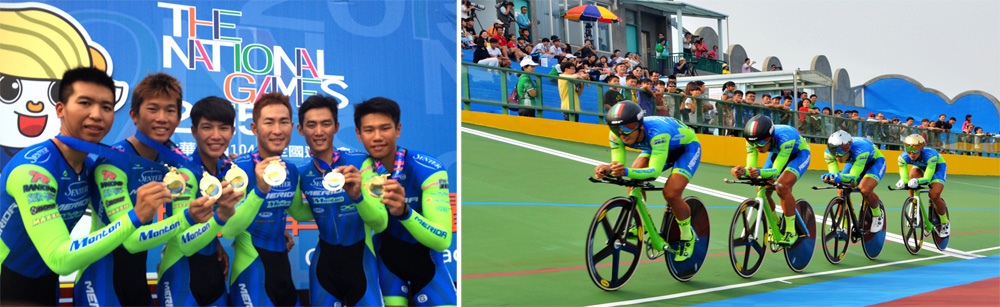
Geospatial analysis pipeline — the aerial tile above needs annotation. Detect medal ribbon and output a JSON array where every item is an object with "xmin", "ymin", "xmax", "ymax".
[
  {"xmin": 313, "ymin": 150, "xmax": 341, "ymax": 172},
  {"xmin": 373, "ymin": 147, "xmax": 406, "ymax": 180},
  {"xmin": 134, "ymin": 131, "xmax": 196, "ymax": 171},
  {"xmin": 55, "ymin": 134, "xmax": 168, "ymax": 173}
]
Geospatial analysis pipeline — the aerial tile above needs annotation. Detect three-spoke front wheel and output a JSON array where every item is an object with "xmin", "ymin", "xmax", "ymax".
[
  {"xmin": 729, "ymin": 199, "xmax": 768, "ymax": 278},
  {"xmin": 900, "ymin": 197, "xmax": 924, "ymax": 254},
  {"xmin": 821, "ymin": 197, "xmax": 851, "ymax": 264},
  {"xmin": 586, "ymin": 197, "xmax": 643, "ymax": 291}
]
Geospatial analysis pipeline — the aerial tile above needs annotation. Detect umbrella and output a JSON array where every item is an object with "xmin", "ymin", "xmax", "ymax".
[{"xmin": 561, "ymin": 4, "xmax": 620, "ymax": 23}]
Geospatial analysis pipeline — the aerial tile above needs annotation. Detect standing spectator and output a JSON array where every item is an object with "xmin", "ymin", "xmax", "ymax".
[
  {"xmin": 810, "ymin": 94, "xmax": 819, "ymax": 104},
  {"xmin": 655, "ymin": 34, "xmax": 670, "ymax": 75},
  {"xmin": 680, "ymin": 83, "xmax": 702, "ymax": 123},
  {"xmin": 682, "ymin": 32, "xmax": 693, "ymax": 54},
  {"xmin": 695, "ymin": 38, "xmax": 708, "ymax": 58},
  {"xmin": 497, "ymin": 2, "xmax": 515, "ymax": 36},
  {"xmin": 636, "ymin": 78, "xmax": 656, "ymax": 117},
  {"xmin": 742, "ymin": 58, "xmax": 755, "ymax": 73},
  {"xmin": 721, "ymin": 81, "xmax": 737, "ymax": 101},
  {"xmin": 674, "ymin": 58, "xmax": 689, "ymax": 77},
  {"xmin": 515, "ymin": 6, "xmax": 530, "ymax": 34},
  {"xmin": 935, "ymin": 114, "xmax": 951, "ymax": 131},
  {"xmin": 603, "ymin": 75, "xmax": 624, "ymax": 112},
  {"xmin": 516, "ymin": 57, "xmax": 539, "ymax": 117},
  {"xmin": 558, "ymin": 61, "xmax": 585, "ymax": 121},
  {"xmin": 760, "ymin": 94, "xmax": 772, "ymax": 108},
  {"xmin": 722, "ymin": 63, "xmax": 730, "ymax": 74},
  {"xmin": 904, "ymin": 117, "xmax": 914, "ymax": 126},
  {"xmin": 821, "ymin": 107, "xmax": 836, "ymax": 135},
  {"xmin": 962, "ymin": 114, "xmax": 974, "ymax": 132},
  {"xmin": 579, "ymin": 39, "xmax": 597, "ymax": 60},
  {"xmin": 708, "ymin": 45, "xmax": 718, "ymax": 60}
]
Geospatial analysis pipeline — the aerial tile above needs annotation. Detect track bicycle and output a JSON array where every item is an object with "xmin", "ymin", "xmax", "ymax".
[
  {"xmin": 584, "ymin": 175, "xmax": 710, "ymax": 290},
  {"xmin": 812, "ymin": 182, "xmax": 886, "ymax": 264},
  {"xmin": 725, "ymin": 177, "xmax": 816, "ymax": 278},
  {"xmin": 888, "ymin": 184, "xmax": 950, "ymax": 253}
]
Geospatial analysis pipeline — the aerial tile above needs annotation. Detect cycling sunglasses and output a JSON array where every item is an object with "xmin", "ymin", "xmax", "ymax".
[
  {"xmin": 904, "ymin": 145, "xmax": 922, "ymax": 154},
  {"xmin": 749, "ymin": 137, "xmax": 770, "ymax": 148},
  {"xmin": 831, "ymin": 144, "xmax": 850, "ymax": 156},
  {"xmin": 612, "ymin": 122, "xmax": 641, "ymax": 136}
]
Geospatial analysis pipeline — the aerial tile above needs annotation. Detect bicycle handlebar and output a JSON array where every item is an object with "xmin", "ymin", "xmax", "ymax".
[
  {"xmin": 887, "ymin": 184, "xmax": 927, "ymax": 191},
  {"xmin": 811, "ymin": 182, "xmax": 860, "ymax": 192},
  {"xmin": 589, "ymin": 176, "xmax": 658, "ymax": 189},
  {"xmin": 723, "ymin": 177, "xmax": 782, "ymax": 188}
]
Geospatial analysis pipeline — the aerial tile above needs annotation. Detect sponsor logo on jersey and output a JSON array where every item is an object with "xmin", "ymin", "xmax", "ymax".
[
  {"xmin": 105, "ymin": 196, "xmax": 125, "ymax": 208},
  {"xmin": 413, "ymin": 154, "xmax": 442, "ymax": 170},
  {"xmin": 239, "ymin": 283, "xmax": 252, "ymax": 305},
  {"xmin": 66, "ymin": 181, "xmax": 88, "ymax": 202},
  {"xmin": 29, "ymin": 204, "xmax": 56, "ymax": 214},
  {"xmin": 439, "ymin": 179, "xmax": 449, "ymax": 189},
  {"xmin": 267, "ymin": 191, "xmax": 295, "ymax": 199},
  {"xmin": 312, "ymin": 196, "xmax": 344, "ymax": 204},
  {"xmin": 85, "ymin": 281, "xmax": 99, "ymax": 307},
  {"xmin": 24, "ymin": 146, "xmax": 51, "ymax": 164},
  {"xmin": 400, "ymin": 285, "xmax": 409, "ymax": 294},
  {"xmin": 100, "ymin": 180, "xmax": 123, "ymax": 189},
  {"xmin": 339, "ymin": 203, "xmax": 356, "ymax": 213},
  {"xmin": 311, "ymin": 177, "xmax": 325, "ymax": 189},
  {"xmin": 651, "ymin": 138, "xmax": 665, "ymax": 145},
  {"xmin": 28, "ymin": 170, "xmax": 50, "ymax": 184},
  {"xmin": 139, "ymin": 220, "xmax": 181, "ymax": 242},
  {"xmin": 31, "ymin": 212, "xmax": 60, "ymax": 226},
  {"xmin": 162, "ymin": 281, "xmax": 173, "ymax": 307},
  {"xmin": 26, "ymin": 192, "xmax": 55, "ymax": 204},
  {"xmin": 181, "ymin": 223, "xmax": 212, "ymax": 244},
  {"xmin": 414, "ymin": 215, "xmax": 447, "ymax": 239},
  {"xmin": 258, "ymin": 211, "xmax": 274, "ymax": 218},
  {"xmin": 22, "ymin": 183, "xmax": 55, "ymax": 194},
  {"xmin": 405, "ymin": 196, "xmax": 419, "ymax": 204},
  {"xmin": 102, "ymin": 170, "xmax": 117, "ymax": 181},
  {"xmin": 312, "ymin": 207, "xmax": 325, "ymax": 214},
  {"xmin": 139, "ymin": 170, "xmax": 164, "ymax": 183},
  {"xmin": 69, "ymin": 220, "xmax": 121, "ymax": 251},
  {"xmin": 0, "ymin": 204, "xmax": 17, "ymax": 236},
  {"xmin": 417, "ymin": 294, "xmax": 428, "ymax": 304}
]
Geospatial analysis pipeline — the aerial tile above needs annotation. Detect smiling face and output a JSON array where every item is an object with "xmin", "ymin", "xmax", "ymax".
[
  {"xmin": 298, "ymin": 107, "xmax": 338, "ymax": 155},
  {"xmin": 250, "ymin": 104, "xmax": 293, "ymax": 157},
  {"xmin": 56, "ymin": 81, "xmax": 115, "ymax": 143},
  {"xmin": 0, "ymin": 75, "xmax": 63, "ymax": 146},
  {"xmin": 130, "ymin": 95, "xmax": 179, "ymax": 144},
  {"xmin": 356, "ymin": 113, "xmax": 400, "ymax": 162},
  {"xmin": 193, "ymin": 119, "xmax": 234, "ymax": 162}
]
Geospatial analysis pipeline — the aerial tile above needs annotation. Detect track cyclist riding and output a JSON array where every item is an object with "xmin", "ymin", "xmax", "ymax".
[
  {"xmin": 821, "ymin": 130, "xmax": 887, "ymax": 233},
  {"xmin": 730, "ymin": 115, "xmax": 810, "ymax": 245},
  {"xmin": 594, "ymin": 101, "xmax": 702, "ymax": 261},
  {"xmin": 896, "ymin": 134, "xmax": 950, "ymax": 237}
]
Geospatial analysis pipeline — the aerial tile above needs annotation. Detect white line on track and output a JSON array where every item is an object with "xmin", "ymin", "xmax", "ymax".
[
  {"xmin": 464, "ymin": 127, "xmax": 982, "ymax": 259},
  {"xmin": 583, "ymin": 246, "xmax": 1000, "ymax": 307}
]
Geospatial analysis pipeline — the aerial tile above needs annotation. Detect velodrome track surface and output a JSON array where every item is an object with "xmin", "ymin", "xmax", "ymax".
[{"xmin": 460, "ymin": 123, "xmax": 1000, "ymax": 306}]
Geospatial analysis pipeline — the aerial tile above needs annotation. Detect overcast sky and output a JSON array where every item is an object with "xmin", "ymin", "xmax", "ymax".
[{"xmin": 679, "ymin": 0, "xmax": 999, "ymax": 99}]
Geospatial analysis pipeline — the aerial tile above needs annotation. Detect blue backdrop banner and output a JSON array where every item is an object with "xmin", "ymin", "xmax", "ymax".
[{"xmin": 0, "ymin": 0, "xmax": 458, "ymax": 289}]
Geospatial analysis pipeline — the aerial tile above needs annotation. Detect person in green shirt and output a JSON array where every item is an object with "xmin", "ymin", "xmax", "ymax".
[
  {"xmin": 517, "ymin": 57, "xmax": 539, "ymax": 117},
  {"xmin": 655, "ymin": 34, "xmax": 669, "ymax": 75}
]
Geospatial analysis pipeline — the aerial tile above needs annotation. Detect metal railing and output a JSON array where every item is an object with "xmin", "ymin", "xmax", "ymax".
[{"xmin": 461, "ymin": 62, "xmax": 999, "ymax": 157}]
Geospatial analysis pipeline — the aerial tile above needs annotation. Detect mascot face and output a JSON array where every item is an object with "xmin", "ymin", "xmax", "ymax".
[{"xmin": 0, "ymin": 3, "xmax": 128, "ymax": 150}]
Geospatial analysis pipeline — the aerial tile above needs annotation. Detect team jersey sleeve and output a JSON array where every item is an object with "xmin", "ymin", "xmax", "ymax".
[
  {"xmin": 358, "ymin": 159, "xmax": 389, "ymax": 233},
  {"xmin": 396, "ymin": 170, "xmax": 452, "ymax": 252},
  {"xmin": 842, "ymin": 151, "xmax": 871, "ymax": 183},
  {"xmin": 745, "ymin": 141, "xmax": 759, "ymax": 168},
  {"xmin": 176, "ymin": 217, "xmax": 224, "ymax": 256},
  {"xmin": 8, "ymin": 164, "xmax": 141, "ymax": 275},
  {"xmin": 897, "ymin": 154, "xmax": 910, "ymax": 181},
  {"xmin": 285, "ymin": 184, "xmax": 313, "ymax": 222},
  {"xmin": 918, "ymin": 154, "xmax": 940, "ymax": 184},
  {"xmin": 760, "ymin": 139, "xmax": 795, "ymax": 179},
  {"xmin": 220, "ymin": 186, "xmax": 266, "ymax": 239},
  {"xmin": 824, "ymin": 150, "xmax": 841, "ymax": 173},
  {"xmin": 625, "ymin": 133, "xmax": 671, "ymax": 180},
  {"xmin": 117, "ymin": 167, "xmax": 196, "ymax": 253},
  {"xmin": 609, "ymin": 131, "xmax": 627, "ymax": 166}
]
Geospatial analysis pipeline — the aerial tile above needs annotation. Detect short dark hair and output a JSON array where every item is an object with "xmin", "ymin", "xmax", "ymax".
[
  {"xmin": 191, "ymin": 96, "xmax": 235, "ymax": 128},
  {"xmin": 625, "ymin": 75, "xmax": 638, "ymax": 82},
  {"xmin": 252, "ymin": 92, "xmax": 292, "ymax": 122},
  {"xmin": 667, "ymin": 81, "xmax": 677, "ymax": 86},
  {"xmin": 640, "ymin": 78, "xmax": 652, "ymax": 85},
  {"xmin": 489, "ymin": 38, "xmax": 498, "ymax": 43},
  {"xmin": 604, "ymin": 75, "xmax": 619, "ymax": 83},
  {"xmin": 907, "ymin": 117, "xmax": 914, "ymax": 121},
  {"xmin": 656, "ymin": 80, "xmax": 666, "ymax": 86},
  {"xmin": 746, "ymin": 91, "xmax": 756, "ymax": 96},
  {"xmin": 131, "ymin": 72, "xmax": 183, "ymax": 119},
  {"xmin": 810, "ymin": 94, "xmax": 818, "ymax": 99},
  {"xmin": 353, "ymin": 97, "xmax": 401, "ymax": 128},
  {"xmin": 783, "ymin": 96, "xmax": 793, "ymax": 101},
  {"xmin": 560, "ymin": 61, "xmax": 575, "ymax": 71},
  {"xmin": 966, "ymin": 114, "xmax": 972, "ymax": 119},
  {"xmin": 834, "ymin": 109, "xmax": 843, "ymax": 114},
  {"xmin": 761, "ymin": 94, "xmax": 770, "ymax": 99},
  {"xmin": 921, "ymin": 118, "xmax": 929, "ymax": 122},
  {"xmin": 823, "ymin": 107, "xmax": 831, "ymax": 112},
  {"xmin": 949, "ymin": 117, "xmax": 956, "ymax": 121},
  {"xmin": 733, "ymin": 90, "xmax": 743, "ymax": 96},
  {"xmin": 59, "ymin": 67, "xmax": 115, "ymax": 103},
  {"xmin": 541, "ymin": 38, "xmax": 550, "ymax": 42},
  {"xmin": 693, "ymin": 80, "xmax": 705, "ymax": 86},
  {"xmin": 667, "ymin": 74, "xmax": 677, "ymax": 80},
  {"xmin": 298, "ymin": 94, "xmax": 339, "ymax": 124},
  {"xmin": 724, "ymin": 81, "xmax": 736, "ymax": 88},
  {"xmin": 745, "ymin": 58, "xmax": 750, "ymax": 62}
]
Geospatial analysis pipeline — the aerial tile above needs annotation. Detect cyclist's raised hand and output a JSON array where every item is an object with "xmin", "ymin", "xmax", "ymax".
[
  {"xmin": 609, "ymin": 161, "xmax": 626, "ymax": 177},
  {"xmin": 594, "ymin": 164, "xmax": 612, "ymax": 179},
  {"xmin": 731, "ymin": 166, "xmax": 745, "ymax": 178}
]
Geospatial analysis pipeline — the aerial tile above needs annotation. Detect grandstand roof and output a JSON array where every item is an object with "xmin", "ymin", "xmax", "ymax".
[
  {"xmin": 675, "ymin": 70, "xmax": 833, "ymax": 91},
  {"xmin": 623, "ymin": 0, "xmax": 728, "ymax": 19}
]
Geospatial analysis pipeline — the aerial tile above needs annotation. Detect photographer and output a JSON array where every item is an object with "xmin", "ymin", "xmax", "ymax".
[
  {"xmin": 462, "ymin": 0, "xmax": 475, "ymax": 19},
  {"xmin": 742, "ymin": 58, "xmax": 755, "ymax": 73},
  {"xmin": 496, "ymin": 1, "xmax": 515, "ymax": 36},
  {"xmin": 673, "ymin": 57, "xmax": 689, "ymax": 77}
]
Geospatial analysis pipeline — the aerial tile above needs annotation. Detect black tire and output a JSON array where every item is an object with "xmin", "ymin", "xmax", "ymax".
[
  {"xmin": 784, "ymin": 199, "xmax": 816, "ymax": 273},
  {"xmin": 728, "ymin": 199, "xmax": 768, "ymax": 278},
  {"xmin": 821, "ymin": 197, "xmax": 850, "ymax": 264},
  {"xmin": 900, "ymin": 197, "xmax": 924, "ymax": 255},
  {"xmin": 661, "ymin": 196, "xmax": 711, "ymax": 282},
  {"xmin": 928, "ymin": 199, "xmax": 950, "ymax": 251},
  {"xmin": 585, "ymin": 197, "xmax": 643, "ymax": 291},
  {"xmin": 860, "ymin": 201, "xmax": 886, "ymax": 260}
]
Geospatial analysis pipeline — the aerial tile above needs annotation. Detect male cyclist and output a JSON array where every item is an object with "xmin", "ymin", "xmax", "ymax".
[
  {"xmin": 896, "ymin": 134, "xmax": 949, "ymax": 237},
  {"xmin": 594, "ymin": 101, "xmax": 701, "ymax": 261},
  {"xmin": 730, "ymin": 115, "xmax": 810, "ymax": 245},
  {"xmin": 821, "ymin": 130, "xmax": 886, "ymax": 233}
]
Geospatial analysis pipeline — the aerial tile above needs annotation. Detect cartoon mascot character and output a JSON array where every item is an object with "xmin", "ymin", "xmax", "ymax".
[{"xmin": 0, "ymin": 3, "xmax": 128, "ymax": 168}]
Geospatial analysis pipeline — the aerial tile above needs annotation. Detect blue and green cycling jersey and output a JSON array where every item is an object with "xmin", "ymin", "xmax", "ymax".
[
  {"xmin": 294, "ymin": 149, "xmax": 386, "ymax": 246},
  {"xmin": 1, "ymin": 140, "xmax": 141, "ymax": 277},
  {"xmin": 609, "ymin": 116, "xmax": 699, "ymax": 180},
  {"xmin": 745, "ymin": 124, "xmax": 810, "ymax": 179},
  {"xmin": 824, "ymin": 137, "xmax": 886, "ymax": 183},
  {"xmin": 363, "ymin": 149, "xmax": 452, "ymax": 252},
  {"xmin": 897, "ymin": 148, "xmax": 947, "ymax": 184},
  {"xmin": 223, "ymin": 149, "xmax": 308, "ymax": 251}
]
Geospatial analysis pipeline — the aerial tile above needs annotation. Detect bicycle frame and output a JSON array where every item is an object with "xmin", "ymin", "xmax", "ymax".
[
  {"xmin": 912, "ymin": 190, "xmax": 934, "ymax": 232},
  {"xmin": 742, "ymin": 184, "xmax": 810, "ymax": 244},
  {"xmin": 627, "ymin": 186, "xmax": 671, "ymax": 253}
]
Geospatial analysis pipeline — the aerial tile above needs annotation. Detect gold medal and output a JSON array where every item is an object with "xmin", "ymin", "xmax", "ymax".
[
  {"xmin": 323, "ymin": 171, "xmax": 346, "ymax": 192},
  {"xmin": 163, "ymin": 166, "xmax": 186, "ymax": 196},
  {"xmin": 365, "ymin": 174, "xmax": 388, "ymax": 197},
  {"xmin": 262, "ymin": 160, "xmax": 286, "ymax": 186},
  {"xmin": 199, "ymin": 171, "xmax": 222, "ymax": 199},
  {"xmin": 225, "ymin": 164, "xmax": 249, "ymax": 192}
]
